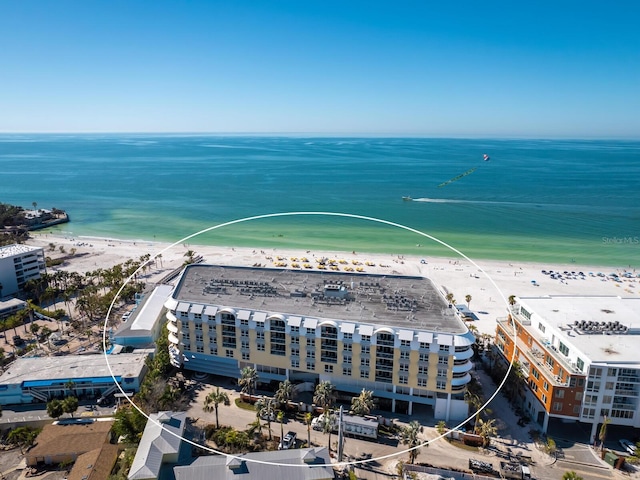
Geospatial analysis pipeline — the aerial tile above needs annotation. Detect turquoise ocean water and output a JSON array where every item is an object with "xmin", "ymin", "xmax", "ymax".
[{"xmin": 1, "ymin": 135, "xmax": 639, "ymax": 267}]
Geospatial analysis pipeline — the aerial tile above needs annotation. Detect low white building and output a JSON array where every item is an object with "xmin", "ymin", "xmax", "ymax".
[
  {"xmin": 0, "ymin": 244, "xmax": 46, "ymax": 298},
  {"xmin": 112, "ymin": 285, "xmax": 173, "ymax": 347},
  {"xmin": 0, "ymin": 352, "xmax": 149, "ymax": 405}
]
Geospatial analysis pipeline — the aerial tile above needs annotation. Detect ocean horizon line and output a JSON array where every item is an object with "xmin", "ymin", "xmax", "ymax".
[{"xmin": 1, "ymin": 132, "xmax": 639, "ymax": 141}]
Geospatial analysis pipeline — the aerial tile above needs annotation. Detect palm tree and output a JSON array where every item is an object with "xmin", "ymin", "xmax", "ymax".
[
  {"xmin": 277, "ymin": 410, "xmax": 285, "ymax": 446},
  {"xmin": 275, "ymin": 379, "xmax": 294, "ymax": 409},
  {"xmin": 508, "ymin": 295, "xmax": 517, "ymax": 306},
  {"xmin": 47, "ymin": 399, "xmax": 64, "ymax": 419},
  {"xmin": 598, "ymin": 415, "xmax": 611, "ymax": 452},
  {"xmin": 255, "ymin": 397, "xmax": 276, "ymax": 440},
  {"xmin": 351, "ymin": 389, "xmax": 375, "ymax": 416},
  {"xmin": 400, "ymin": 420, "xmax": 424, "ymax": 464},
  {"xmin": 238, "ymin": 366, "xmax": 258, "ymax": 397},
  {"xmin": 562, "ymin": 471, "xmax": 583, "ymax": 480},
  {"xmin": 203, "ymin": 387, "xmax": 230, "ymax": 429},
  {"xmin": 505, "ymin": 360, "xmax": 526, "ymax": 404},
  {"xmin": 465, "ymin": 294, "xmax": 472, "ymax": 308},
  {"xmin": 304, "ymin": 412, "xmax": 313, "ymax": 447},
  {"xmin": 65, "ymin": 380, "xmax": 77, "ymax": 397},
  {"xmin": 246, "ymin": 417, "xmax": 263, "ymax": 439},
  {"xmin": 313, "ymin": 381, "xmax": 336, "ymax": 411},
  {"xmin": 465, "ymin": 391, "xmax": 484, "ymax": 432},
  {"xmin": 62, "ymin": 396, "xmax": 79, "ymax": 418},
  {"xmin": 184, "ymin": 250, "xmax": 196, "ymax": 264},
  {"xmin": 320, "ymin": 410, "xmax": 337, "ymax": 454},
  {"xmin": 436, "ymin": 420, "xmax": 448, "ymax": 437},
  {"xmin": 7, "ymin": 426, "xmax": 39, "ymax": 454},
  {"xmin": 445, "ymin": 293, "xmax": 455, "ymax": 306},
  {"xmin": 476, "ymin": 418, "xmax": 497, "ymax": 447}
]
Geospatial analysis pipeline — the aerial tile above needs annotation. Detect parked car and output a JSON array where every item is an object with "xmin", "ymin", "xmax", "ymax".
[
  {"xmin": 278, "ymin": 431, "xmax": 296, "ymax": 450},
  {"xmin": 619, "ymin": 439, "xmax": 637, "ymax": 455}
]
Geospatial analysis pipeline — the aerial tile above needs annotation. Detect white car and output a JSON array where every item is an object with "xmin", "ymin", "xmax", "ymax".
[
  {"xmin": 619, "ymin": 439, "xmax": 637, "ymax": 455},
  {"xmin": 278, "ymin": 431, "xmax": 296, "ymax": 450}
]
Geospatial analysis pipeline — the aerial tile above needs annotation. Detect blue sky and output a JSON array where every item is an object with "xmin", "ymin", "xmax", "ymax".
[{"xmin": 1, "ymin": 1, "xmax": 639, "ymax": 137}]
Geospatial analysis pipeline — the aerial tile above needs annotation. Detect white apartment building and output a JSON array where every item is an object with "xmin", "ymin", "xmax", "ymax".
[
  {"xmin": 164, "ymin": 264, "xmax": 476, "ymax": 421},
  {"xmin": 500, "ymin": 295, "xmax": 640, "ymax": 439},
  {"xmin": 0, "ymin": 244, "xmax": 46, "ymax": 298}
]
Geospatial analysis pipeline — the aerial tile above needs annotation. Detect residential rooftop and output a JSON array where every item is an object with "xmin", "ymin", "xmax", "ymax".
[
  {"xmin": 0, "ymin": 243, "xmax": 43, "ymax": 259},
  {"xmin": 172, "ymin": 264, "xmax": 467, "ymax": 334},
  {"xmin": 0, "ymin": 352, "xmax": 149, "ymax": 385},
  {"xmin": 518, "ymin": 295, "xmax": 640, "ymax": 365},
  {"xmin": 174, "ymin": 447, "xmax": 333, "ymax": 480}
]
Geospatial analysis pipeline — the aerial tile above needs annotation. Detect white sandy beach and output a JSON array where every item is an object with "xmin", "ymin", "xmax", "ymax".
[{"xmin": 27, "ymin": 232, "xmax": 640, "ymax": 337}]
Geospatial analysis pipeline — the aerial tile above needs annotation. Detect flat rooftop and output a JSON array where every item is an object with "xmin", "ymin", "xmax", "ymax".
[
  {"xmin": 0, "ymin": 244, "xmax": 42, "ymax": 259},
  {"xmin": 0, "ymin": 352, "xmax": 149, "ymax": 385},
  {"xmin": 172, "ymin": 264, "xmax": 467, "ymax": 333},
  {"xmin": 113, "ymin": 284, "xmax": 173, "ymax": 339},
  {"xmin": 519, "ymin": 295, "xmax": 640, "ymax": 365}
]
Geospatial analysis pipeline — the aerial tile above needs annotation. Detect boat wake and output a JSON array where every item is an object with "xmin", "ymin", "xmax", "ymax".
[{"xmin": 410, "ymin": 197, "xmax": 602, "ymax": 211}]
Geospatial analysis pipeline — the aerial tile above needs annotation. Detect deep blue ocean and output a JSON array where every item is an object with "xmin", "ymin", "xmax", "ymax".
[{"xmin": 1, "ymin": 135, "xmax": 639, "ymax": 267}]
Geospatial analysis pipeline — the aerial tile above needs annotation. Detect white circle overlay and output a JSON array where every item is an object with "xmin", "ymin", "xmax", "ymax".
[{"xmin": 102, "ymin": 211, "xmax": 517, "ymax": 469}]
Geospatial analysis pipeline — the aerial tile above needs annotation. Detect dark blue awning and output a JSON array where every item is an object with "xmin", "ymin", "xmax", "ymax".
[{"xmin": 22, "ymin": 376, "xmax": 122, "ymax": 388}]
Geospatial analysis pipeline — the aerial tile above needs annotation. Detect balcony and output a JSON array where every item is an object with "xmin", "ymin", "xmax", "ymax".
[
  {"xmin": 166, "ymin": 322, "xmax": 178, "ymax": 334},
  {"xmin": 496, "ymin": 318, "xmax": 577, "ymax": 386},
  {"xmin": 452, "ymin": 361, "xmax": 473, "ymax": 374},
  {"xmin": 615, "ymin": 389, "xmax": 639, "ymax": 397},
  {"xmin": 376, "ymin": 350, "xmax": 394, "ymax": 360}
]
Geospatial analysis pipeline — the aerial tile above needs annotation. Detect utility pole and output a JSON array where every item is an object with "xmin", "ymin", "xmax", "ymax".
[{"xmin": 337, "ymin": 405, "xmax": 344, "ymax": 462}]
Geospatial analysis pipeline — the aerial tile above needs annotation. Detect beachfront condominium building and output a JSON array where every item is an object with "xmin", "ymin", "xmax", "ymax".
[
  {"xmin": 0, "ymin": 244, "xmax": 46, "ymax": 299},
  {"xmin": 165, "ymin": 264, "xmax": 476, "ymax": 421},
  {"xmin": 495, "ymin": 295, "xmax": 640, "ymax": 440}
]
